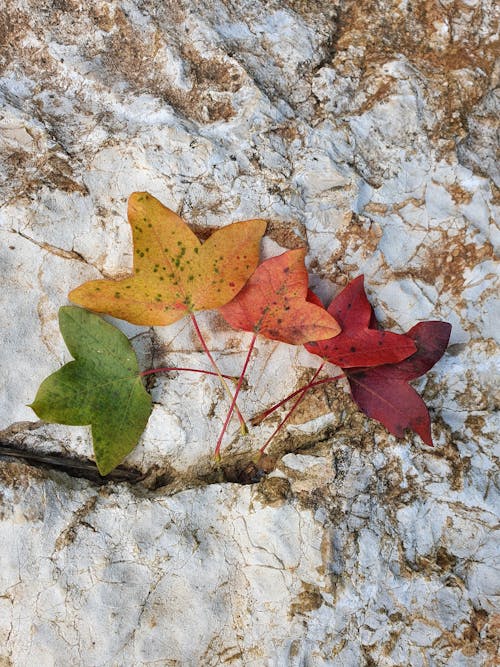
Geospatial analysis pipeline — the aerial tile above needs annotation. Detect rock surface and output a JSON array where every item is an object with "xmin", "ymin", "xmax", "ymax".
[{"xmin": 0, "ymin": 0, "xmax": 498, "ymax": 665}]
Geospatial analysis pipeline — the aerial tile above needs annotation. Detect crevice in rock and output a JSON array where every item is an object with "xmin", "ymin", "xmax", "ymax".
[
  {"xmin": 15, "ymin": 230, "xmax": 88, "ymax": 263},
  {"xmin": 0, "ymin": 421, "xmax": 339, "ymax": 495},
  {"xmin": 0, "ymin": 442, "xmax": 143, "ymax": 485},
  {"xmin": 8, "ymin": 228, "xmax": 110, "ymax": 277}
]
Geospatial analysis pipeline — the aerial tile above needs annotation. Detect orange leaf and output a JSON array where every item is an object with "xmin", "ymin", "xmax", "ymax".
[
  {"xmin": 219, "ymin": 249, "xmax": 341, "ymax": 344},
  {"xmin": 69, "ymin": 193, "xmax": 267, "ymax": 325}
]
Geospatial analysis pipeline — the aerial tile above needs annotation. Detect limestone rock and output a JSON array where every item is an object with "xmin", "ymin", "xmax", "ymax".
[{"xmin": 1, "ymin": 0, "xmax": 498, "ymax": 664}]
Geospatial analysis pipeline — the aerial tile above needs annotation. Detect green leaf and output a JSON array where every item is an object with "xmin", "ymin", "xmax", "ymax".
[{"xmin": 29, "ymin": 306, "xmax": 152, "ymax": 475}]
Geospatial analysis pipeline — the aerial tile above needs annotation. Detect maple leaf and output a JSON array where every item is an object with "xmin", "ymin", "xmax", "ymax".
[
  {"xmin": 346, "ymin": 321, "xmax": 452, "ymax": 445},
  {"xmin": 69, "ymin": 192, "xmax": 266, "ymax": 326},
  {"xmin": 29, "ymin": 307, "xmax": 152, "ymax": 475},
  {"xmin": 219, "ymin": 248, "xmax": 341, "ymax": 344},
  {"xmin": 305, "ymin": 276, "xmax": 417, "ymax": 367}
]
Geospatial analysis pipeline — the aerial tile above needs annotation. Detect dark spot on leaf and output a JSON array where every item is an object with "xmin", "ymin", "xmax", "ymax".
[
  {"xmin": 194, "ymin": 247, "xmax": 199, "ymax": 254},
  {"xmin": 350, "ymin": 346, "xmax": 356, "ymax": 352}
]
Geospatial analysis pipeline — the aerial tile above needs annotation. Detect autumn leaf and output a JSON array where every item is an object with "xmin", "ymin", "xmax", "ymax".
[
  {"xmin": 69, "ymin": 192, "xmax": 267, "ymax": 326},
  {"xmin": 346, "ymin": 321, "xmax": 452, "ymax": 445},
  {"xmin": 29, "ymin": 307, "xmax": 152, "ymax": 475},
  {"xmin": 305, "ymin": 276, "xmax": 416, "ymax": 367},
  {"xmin": 219, "ymin": 248, "xmax": 341, "ymax": 344}
]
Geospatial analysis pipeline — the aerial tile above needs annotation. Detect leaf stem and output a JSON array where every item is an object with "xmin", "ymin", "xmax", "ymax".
[
  {"xmin": 140, "ymin": 367, "xmax": 236, "ymax": 381},
  {"xmin": 252, "ymin": 373, "xmax": 345, "ymax": 425},
  {"xmin": 259, "ymin": 362, "xmax": 326, "ymax": 454},
  {"xmin": 214, "ymin": 333, "xmax": 257, "ymax": 459},
  {"xmin": 190, "ymin": 312, "xmax": 247, "ymax": 433}
]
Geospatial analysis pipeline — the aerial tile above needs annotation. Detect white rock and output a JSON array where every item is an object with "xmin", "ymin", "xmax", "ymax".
[{"xmin": 1, "ymin": 0, "xmax": 498, "ymax": 664}]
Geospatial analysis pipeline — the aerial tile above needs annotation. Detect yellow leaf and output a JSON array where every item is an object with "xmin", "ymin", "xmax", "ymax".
[{"xmin": 69, "ymin": 192, "xmax": 267, "ymax": 325}]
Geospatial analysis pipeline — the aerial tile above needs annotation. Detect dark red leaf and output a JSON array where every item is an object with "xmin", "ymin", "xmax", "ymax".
[
  {"xmin": 305, "ymin": 276, "xmax": 416, "ymax": 367},
  {"xmin": 346, "ymin": 321, "xmax": 452, "ymax": 445}
]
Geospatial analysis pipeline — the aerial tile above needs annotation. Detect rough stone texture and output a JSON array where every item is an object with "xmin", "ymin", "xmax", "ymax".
[{"xmin": 0, "ymin": 1, "xmax": 499, "ymax": 665}]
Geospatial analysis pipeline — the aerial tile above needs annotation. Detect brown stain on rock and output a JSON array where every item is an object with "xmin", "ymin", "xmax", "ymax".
[
  {"xmin": 265, "ymin": 219, "xmax": 306, "ymax": 250},
  {"xmin": 289, "ymin": 582, "xmax": 324, "ymax": 617},
  {"xmin": 428, "ymin": 439, "xmax": 470, "ymax": 491},
  {"xmin": 0, "ymin": 6, "xmax": 31, "ymax": 73},
  {"xmin": 54, "ymin": 496, "xmax": 98, "ymax": 550},
  {"xmin": 4, "ymin": 148, "xmax": 88, "ymax": 196},
  {"xmin": 255, "ymin": 476, "xmax": 291, "ymax": 506},
  {"xmin": 323, "ymin": 0, "xmax": 497, "ymax": 143},
  {"xmin": 391, "ymin": 230, "xmax": 496, "ymax": 302},
  {"xmin": 102, "ymin": 9, "xmax": 241, "ymax": 123},
  {"xmin": 319, "ymin": 212, "xmax": 382, "ymax": 281},
  {"xmin": 438, "ymin": 609, "xmax": 498, "ymax": 663}
]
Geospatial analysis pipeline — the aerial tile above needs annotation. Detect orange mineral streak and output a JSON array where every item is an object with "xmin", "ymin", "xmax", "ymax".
[
  {"xmin": 220, "ymin": 248, "xmax": 341, "ymax": 345},
  {"xmin": 69, "ymin": 192, "xmax": 266, "ymax": 326}
]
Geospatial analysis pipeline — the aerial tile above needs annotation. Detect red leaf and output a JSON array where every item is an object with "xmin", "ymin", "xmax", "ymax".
[
  {"xmin": 305, "ymin": 276, "xmax": 417, "ymax": 367},
  {"xmin": 346, "ymin": 321, "xmax": 452, "ymax": 445},
  {"xmin": 219, "ymin": 249, "xmax": 341, "ymax": 345}
]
